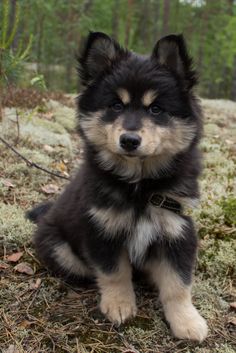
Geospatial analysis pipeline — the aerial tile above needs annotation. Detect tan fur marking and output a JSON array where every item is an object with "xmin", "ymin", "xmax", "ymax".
[
  {"xmin": 79, "ymin": 111, "xmax": 107, "ymax": 147},
  {"xmin": 138, "ymin": 118, "xmax": 196, "ymax": 157},
  {"xmin": 88, "ymin": 206, "xmax": 134, "ymax": 235},
  {"xmin": 142, "ymin": 90, "xmax": 158, "ymax": 106},
  {"xmin": 146, "ymin": 260, "xmax": 208, "ymax": 341},
  {"xmin": 54, "ymin": 243, "xmax": 91, "ymax": 276},
  {"xmin": 105, "ymin": 116, "xmax": 125, "ymax": 152},
  {"xmin": 117, "ymin": 88, "xmax": 131, "ymax": 104},
  {"xmin": 97, "ymin": 252, "xmax": 137, "ymax": 325},
  {"xmin": 148, "ymin": 205, "xmax": 187, "ymax": 239}
]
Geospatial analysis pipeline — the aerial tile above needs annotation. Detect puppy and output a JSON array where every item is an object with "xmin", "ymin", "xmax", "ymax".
[{"xmin": 27, "ymin": 32, "xmax": 208, "ymax": 341}]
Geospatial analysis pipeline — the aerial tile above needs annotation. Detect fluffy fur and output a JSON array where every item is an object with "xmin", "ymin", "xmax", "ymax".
[{"xmin": 27, "ymin": 32, "xmax": 208, "ymax": 341}]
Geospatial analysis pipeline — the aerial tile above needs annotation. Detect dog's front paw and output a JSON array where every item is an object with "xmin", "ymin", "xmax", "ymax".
[
  {"xmin": 100, "ymin": 294, "xmax": 137, "ymax": 325},
  {"xmin": 168, "ymin": 304, "xmax": 208, "ymax": 342}
]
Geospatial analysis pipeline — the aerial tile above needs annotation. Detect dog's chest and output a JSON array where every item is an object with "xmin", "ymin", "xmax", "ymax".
[
  {"xmin": 127, "ymin": 206, "xmax": 186, "ymax": 265},
  {"xmin": 127, "ymin": 215, "xmax": 157, "ymax": 265},
  {"xmin": 88, "ymin": 203, "xmax": 186, "ymax": 265}
]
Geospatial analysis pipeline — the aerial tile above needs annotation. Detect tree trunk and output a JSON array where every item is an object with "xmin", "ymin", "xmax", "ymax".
[
  {"xmin": 36, "ymin": 14, "xmax": 45, "ymax": 73},
  {"xmin": 162, "ymin": 0, "xmax": 170, "ymax": 36},
  {"xmin": 227, "ymin": 0, "xmax": 234, "ymax": 15},
  {"xmin": 125, "ymin": 0, "xmax": 133, "ymax": 47},
  {"xmin": 231, "ymin": 56, "xmax": 236, "ymax": 101},
  {"xmin": 0, "ymin": 49, "xmax": 4, "ymax": 121},
  {"xmin": 197, "ymin": 4, "xmax": 209, "ymax": 76},
  {"xmin": 112, "ymin": 0, "xmax": 120, "ymax": 40},
  {"xmin": 152, "ymin": 0, "xmax": 160, "ymax": 42},
  {"xmin": 9, "ymin": 0, "xmax": 17, "ymax": 49}
]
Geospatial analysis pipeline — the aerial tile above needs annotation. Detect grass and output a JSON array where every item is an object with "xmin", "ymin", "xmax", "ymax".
[{"xmin": 0, "ymin": 96, "xmax": 235, "ymax": 353}]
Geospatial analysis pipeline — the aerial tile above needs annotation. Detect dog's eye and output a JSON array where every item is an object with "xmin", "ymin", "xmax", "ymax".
[
  {"xmin": 149, "ymin": 104, "xmax": 161, "ymax": 115},
  {"xmin": 112, "ymin": 102, "xmax": 124, "ymax": 112}
]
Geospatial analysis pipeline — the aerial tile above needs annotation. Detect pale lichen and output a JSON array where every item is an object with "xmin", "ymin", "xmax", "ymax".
[{"xmin": 0, "ymin": 203, "xmax": 34, "ymax": 247}]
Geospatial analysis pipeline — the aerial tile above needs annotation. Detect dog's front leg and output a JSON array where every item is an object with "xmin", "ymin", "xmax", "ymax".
[
  {"xmin": 96, "ymin": 251, "xmax": 137, "ymax": 325},
  {"xmin": 149, "ymin": 259, "xmax": 208, "ymax": 341},
  {"xmin": 146, "ymin": 220, "xmax": 208, "ymax": 341}
]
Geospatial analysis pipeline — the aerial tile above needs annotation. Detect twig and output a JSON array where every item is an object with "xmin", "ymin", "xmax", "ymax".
[
  {"xmin": 15, "ymin": 109, "xmax": 20, "ymax": 144},
  {"xmin": 0, "ymin": 135, "xmax": 70, "ymax": 180}
]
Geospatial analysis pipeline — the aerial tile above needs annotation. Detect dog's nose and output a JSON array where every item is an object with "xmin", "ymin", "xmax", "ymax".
[{"xmin": 119, "ymin": 133, "xmax": 141, "ymax": 152}]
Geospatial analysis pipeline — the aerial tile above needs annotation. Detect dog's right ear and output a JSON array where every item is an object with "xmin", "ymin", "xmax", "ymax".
[{"xmin": 78, "ymin": 32, "xmax": 127, "ymax": 85}]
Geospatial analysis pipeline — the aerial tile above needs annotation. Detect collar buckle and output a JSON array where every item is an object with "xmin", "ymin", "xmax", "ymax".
[{"xmin": 150, "ymin": 194, "xmax": 166, "ymax": 208}]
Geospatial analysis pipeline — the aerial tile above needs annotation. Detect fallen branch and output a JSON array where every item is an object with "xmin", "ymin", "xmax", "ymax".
[{"xmin": 0, "ymin": 135, "xmax": 70, "ymax": 180}]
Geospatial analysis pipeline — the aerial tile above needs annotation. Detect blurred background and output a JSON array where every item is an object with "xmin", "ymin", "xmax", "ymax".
[{"xmin": 1, "ymin": 0, "xmax": 236, "ymax": 98}]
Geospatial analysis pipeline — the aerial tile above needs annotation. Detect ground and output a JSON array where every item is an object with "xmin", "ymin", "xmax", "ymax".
[{"xmin": 0, "ymin": 94, "xmax": 235, "ymax": 353}]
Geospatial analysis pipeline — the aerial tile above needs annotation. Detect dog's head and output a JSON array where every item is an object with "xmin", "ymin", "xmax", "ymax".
[{"xmin": 77, "ymin": 32, "xmax": 201, "ymax": 180}]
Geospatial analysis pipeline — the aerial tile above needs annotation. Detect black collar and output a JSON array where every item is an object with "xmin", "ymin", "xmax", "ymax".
[{"xmin": 149, "ymin": 194, "xmax": 182, "ymax": 214}]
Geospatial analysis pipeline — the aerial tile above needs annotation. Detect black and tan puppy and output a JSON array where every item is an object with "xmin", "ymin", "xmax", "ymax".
[{"xmin": 27, "ymin": 32, "xmax": 208, "ymax": 341}]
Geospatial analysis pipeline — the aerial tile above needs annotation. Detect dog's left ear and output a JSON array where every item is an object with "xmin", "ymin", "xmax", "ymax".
[
  {"xmin": 78, "ymin": 32, "xmax": 128, "ymax": 85},
  {"xmin": 152, "ymin": 34, "xmax": 197, "ymax": 89}
]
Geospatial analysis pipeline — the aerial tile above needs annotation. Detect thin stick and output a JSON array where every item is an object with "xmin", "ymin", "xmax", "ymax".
[
  {"xmin": 0, "ymin": 135, "xmax": 70, "ymax": 180},
  {"xmin": 15, "ymin": 109, "xmax": 20, "ymax": 144}
]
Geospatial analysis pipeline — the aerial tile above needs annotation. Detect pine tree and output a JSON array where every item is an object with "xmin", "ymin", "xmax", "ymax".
[{"xmin": 0, "ymin": 0, "xmax": 32, "ymax": 119}]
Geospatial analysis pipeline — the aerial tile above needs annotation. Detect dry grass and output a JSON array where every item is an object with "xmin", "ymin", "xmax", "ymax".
[
  {"xmin": 2, "ymin": 86, "xmax": 76, "ymax": 109},
  {"xmin": 0, "ymin": 96, "xmax": 235, "ymax": 353}
]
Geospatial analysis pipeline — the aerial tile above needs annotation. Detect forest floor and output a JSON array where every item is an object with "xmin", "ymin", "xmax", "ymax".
[{"xmin": 0, "ymin": 92, "xmax": 235, "ymax": 353}]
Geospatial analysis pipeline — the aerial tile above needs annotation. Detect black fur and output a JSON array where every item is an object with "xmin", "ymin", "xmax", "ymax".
[
  {"xmin": 28, "ymin": 32, "xmax": 202, "ymax": 294},
  {"xmin": 26, "ymin": 201, "xmax": 53, "ymax": 223}
]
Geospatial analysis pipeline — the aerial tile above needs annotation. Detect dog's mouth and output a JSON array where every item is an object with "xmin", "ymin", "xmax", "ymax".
[
  {"xmin": 116, "ymin": 149, "xmax": 150, "ymax": 159},
  {"xmin": 123, "ymin": 152, "xmax": 140, "ymax": 158}
]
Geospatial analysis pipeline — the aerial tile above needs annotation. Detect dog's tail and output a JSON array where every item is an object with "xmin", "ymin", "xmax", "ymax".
[{"xmin": 26, "ymin": 201, "xmax": 54, "ymax": 224}]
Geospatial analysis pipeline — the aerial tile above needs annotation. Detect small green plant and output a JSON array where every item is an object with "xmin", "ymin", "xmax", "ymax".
[
  {"xmin": 219, "ymin": 197, "xmax": 236, "ymax": 227},
  {"xmin": 0, "ymin": 0, "xmax": 33, "ymax": 85},
  {"xmin": 30, "ymin": 74, "xmax": 47, "ymax": 91}
]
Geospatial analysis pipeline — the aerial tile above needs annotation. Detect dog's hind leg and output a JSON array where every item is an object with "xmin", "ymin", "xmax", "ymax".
[
  {"xmin": 145, "ymin": 218, "xmax": 208, "ymax": 341},
  {"xmin": 33, "ymin": 222, "xmax": 92, "ymax": 282}
]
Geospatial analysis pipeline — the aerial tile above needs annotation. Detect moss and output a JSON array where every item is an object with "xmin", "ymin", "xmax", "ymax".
[
  {"xmin": 204, "ymin": 123, "xmax": 220, "ymax": 136},
  {"xmin": 3, "ymin": 161, "xmax": 50, "ymax": 187},
  {"xmin": 219, "ymin": 197, "xmax": 236, "ymax": 226},
  {"xmin": 18, "ymin": 147, "xmax": 53, "ymax": 166},
  {"xmin": 0, "ymin": 203, "xmax": 34, "ymax": 248},
  {"xmin": 195, "ymin": 344, "xmax": 236, "ymax": 353},
  {"xmin": 46, "ymin": 99, "xmax": 76, "ymax": 132},
  {"xmin": 192, "ymin": 276, "xmax": 229, "ymax": 321},
  {"xmin": 198, "ymin": 239, "xmax": 236, "ymax": 279},
  {"xmin": 25, "ymin": 115, "xmax": 67, "ymax": 134},
  {"xmin": 1, "ymin": 107, "xmax": 73, "ymax": 150},
  {"xmin": 20, "ymin": 123, "xmax": 72, "ymax": 148}
]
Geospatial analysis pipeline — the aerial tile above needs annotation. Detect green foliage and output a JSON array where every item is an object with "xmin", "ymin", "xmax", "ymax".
[
  {"xmin": 219, "ymin": 197, "xmax": 236, "ymax": 227},
  {"xmin": 30, "ymin": 74, "xmax": 47, "ymax": 90},
  {"xmin": 0, "ymin": 0, "xmax": 32, "ymax": 86},
  {"xmin": 1, "ymin": 0, "xmax": 236, "ymax": 97}
]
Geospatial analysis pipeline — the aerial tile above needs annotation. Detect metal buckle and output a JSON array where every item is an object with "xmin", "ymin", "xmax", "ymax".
[{"xmin": 150, "ymin": 194, "xmax": 166, "ymax": 208}]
